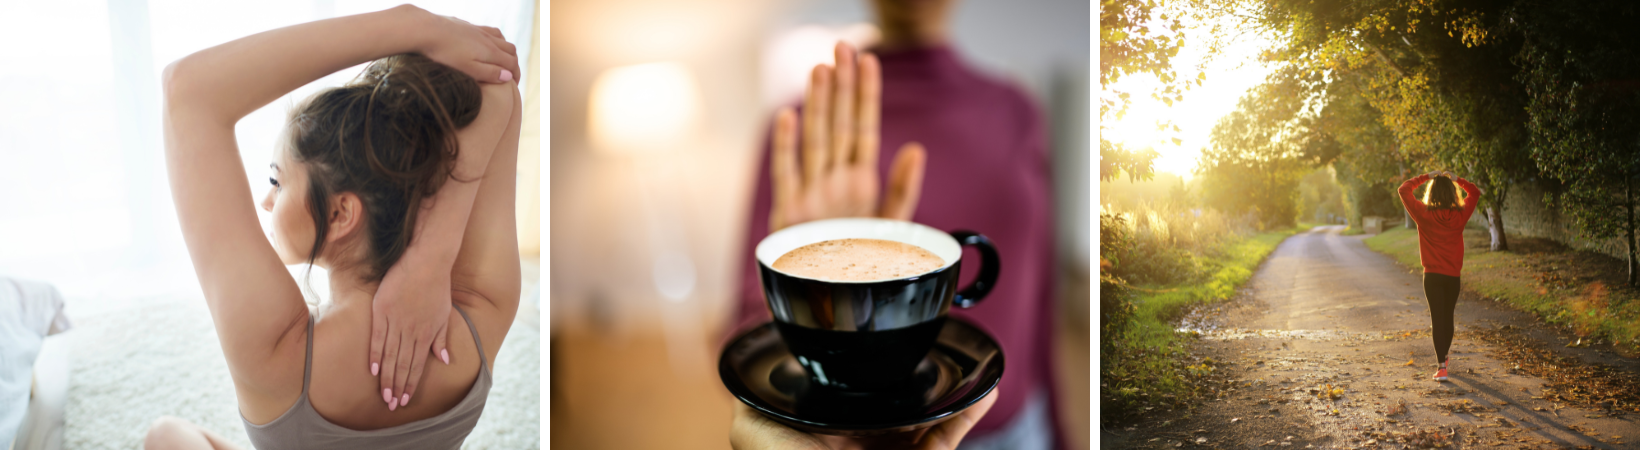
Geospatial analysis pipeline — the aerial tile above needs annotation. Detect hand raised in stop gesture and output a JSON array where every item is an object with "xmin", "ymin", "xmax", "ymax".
[{"xmin": 769, "ymin": 42, "xmax": 928, "ymax": 233}]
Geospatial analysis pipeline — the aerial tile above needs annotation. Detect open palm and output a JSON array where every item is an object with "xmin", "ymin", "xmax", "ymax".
[{"xmin": 770, "ymin": 42, "xmax": 927, "ymax": 232}]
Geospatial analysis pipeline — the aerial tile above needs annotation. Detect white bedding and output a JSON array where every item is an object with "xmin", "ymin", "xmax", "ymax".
[{"xmin": 1, "ymin": 277, "xmax": 71, "ymax": 447}]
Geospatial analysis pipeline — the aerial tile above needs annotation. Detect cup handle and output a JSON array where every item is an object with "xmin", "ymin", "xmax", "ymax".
[{"xmin": 949, "ymin": 231, "xmax": 999, "ymax": 308}]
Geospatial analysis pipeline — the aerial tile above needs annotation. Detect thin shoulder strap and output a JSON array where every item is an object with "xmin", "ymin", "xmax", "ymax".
[
  {"xmin": 301, "ymin": 313, "xmax": 315, "ymax": 394},
  {"xmin": 452, "ymin": 305, "xmax": 489, "ymax": 372}
]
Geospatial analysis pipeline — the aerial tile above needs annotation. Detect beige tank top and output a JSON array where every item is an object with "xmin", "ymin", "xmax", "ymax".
[{"xmin": 242, "ymin": 305, "xmax": 492, "ymax": 450}]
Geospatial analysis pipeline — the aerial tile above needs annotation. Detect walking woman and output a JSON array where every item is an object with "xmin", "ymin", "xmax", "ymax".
[
  {"xmin": 1399, "ymin": 170, "xmax": 1482, "ymax": 382},
  {"xmin": 145, "ymin": 5, "xmax": 522, "ymax": 448}
]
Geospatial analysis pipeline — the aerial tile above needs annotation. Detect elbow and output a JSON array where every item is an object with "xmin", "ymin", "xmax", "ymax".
[
  {"xmin": 161, "ymin": 56, "xmax": 212, "ymax": 112},
  {"xmin": 161, "ymin": 58, "xmax": 193, "ymax": 110}
]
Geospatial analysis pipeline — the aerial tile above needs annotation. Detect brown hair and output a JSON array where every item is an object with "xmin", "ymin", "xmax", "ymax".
[
  {"xmin": 1423, "ymin": 175, "xmax": 1463, "ymax": 211},
  {"xmin": 287, "ymin": 53, "xmax": 481, "ymax": 282}
]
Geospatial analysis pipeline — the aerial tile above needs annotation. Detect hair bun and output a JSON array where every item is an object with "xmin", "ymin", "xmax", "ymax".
[
  {"xmin": 285, "ymin": 53, "xmax": 485, "ymax": 283},
  {"xmin": 359, "ymin": 54, "xmax": 482, "ymax": 130}
]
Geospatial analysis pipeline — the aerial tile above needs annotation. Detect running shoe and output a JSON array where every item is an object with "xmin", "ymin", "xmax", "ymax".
[{"xmin": 1433, "ymin": 364, "xmax": 1448, "ymax": 381}]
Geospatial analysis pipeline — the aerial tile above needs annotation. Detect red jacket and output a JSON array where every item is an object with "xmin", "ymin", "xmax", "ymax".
[{"xmin": 1398, "ymin": 174, "xmax": 1481, "ymax": 277}]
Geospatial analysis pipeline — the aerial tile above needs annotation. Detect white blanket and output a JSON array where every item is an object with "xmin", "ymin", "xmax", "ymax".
[{"xmin": 1, "ymin": 277, "xmax": 71, "ymax": 447}]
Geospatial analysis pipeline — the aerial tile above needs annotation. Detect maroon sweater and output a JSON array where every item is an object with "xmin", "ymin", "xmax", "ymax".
[
  {"xmin": 729, "ymin": 46, "xmax": 1060, "ymax": 444},
  {"xmin": 1398, "ymin": 174, "xmax": 1481, "ymax": 277}
]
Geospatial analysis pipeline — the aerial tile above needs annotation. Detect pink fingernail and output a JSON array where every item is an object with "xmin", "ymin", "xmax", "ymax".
[
  {"xmin": 383, "ymin": 388, "xmax": 392, "ymax": 404},
  {"xmin": 441, "ymin": 349, "xmax": 450, "ymax": 365},
  {"xmin": 500, "ymin": 70, "xmax": 513, "ymax": 82},
  {"xmin": 371, "ymin": 362, "xmax": 379, "ymax": 376},
  {"xmin": 402, "ymin": 393, "xmax": 410, "ymax": 405},
  {"xmin": 388, "ymin": 397, "xmax": 398, "ymax": 411}
]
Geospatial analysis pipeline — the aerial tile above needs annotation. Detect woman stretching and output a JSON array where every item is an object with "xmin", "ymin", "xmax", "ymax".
[
  {"xmin": 145, "ymin": 5, "xmax": 522, "ymax": 449},
  {"xmin": 1399, "ymin": 170, "xmax": 1481, "ymax": 382}
]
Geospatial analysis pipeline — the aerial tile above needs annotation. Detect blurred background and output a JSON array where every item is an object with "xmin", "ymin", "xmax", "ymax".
[
  {"xmin": 0, "ymin": 1, "xmax": 539, "ymax": 448},
  {"xmin": 548, "ymin": 0, "xmax": 1090, "ymax": 448}
]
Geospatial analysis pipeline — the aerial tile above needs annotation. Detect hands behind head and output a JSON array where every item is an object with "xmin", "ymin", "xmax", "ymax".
[
  {"xmin": 406, "ymin": 6, "xmax": 521, "ymax": 84},
  {"xmin": 768, "ymin": 41, "xmax": 927, "ymax": 233}
]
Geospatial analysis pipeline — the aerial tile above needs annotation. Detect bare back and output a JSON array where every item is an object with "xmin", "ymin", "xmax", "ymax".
[{"xmin": 297, "ymin": 82, "xmax": 524, "ymax": 429}]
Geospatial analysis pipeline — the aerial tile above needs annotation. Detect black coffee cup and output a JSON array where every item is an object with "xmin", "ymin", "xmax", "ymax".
[{"xmin": 755, "ymin": 218, "xmax": 1000, "ymax": 391}]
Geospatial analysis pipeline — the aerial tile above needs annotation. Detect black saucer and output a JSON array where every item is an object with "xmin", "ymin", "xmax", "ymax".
[{"xmin": 719, "ymin": 318, "xmax": 1004, "ymax": 436}]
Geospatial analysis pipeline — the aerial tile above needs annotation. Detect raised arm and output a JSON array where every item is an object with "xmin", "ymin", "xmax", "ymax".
[
  {"xmin": 163, "ymin": 5, "xmax": 517, "ymax": 401},
  {"xmin": 1453, "ymin": 175, "xmax": 1482, "ymax": 219},
  {"xmin": 1398, "ymin": 173, "xmax": 1430, "ymax": 220},
  {"xmin": 372, "ymin": 81, "xmax": 518, "ymax": 409}
]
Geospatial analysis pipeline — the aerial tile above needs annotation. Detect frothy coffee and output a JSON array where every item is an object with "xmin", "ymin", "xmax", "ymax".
[{"xmin": 772, "ymin": 238, "xmax": 944, "ymax": 281}]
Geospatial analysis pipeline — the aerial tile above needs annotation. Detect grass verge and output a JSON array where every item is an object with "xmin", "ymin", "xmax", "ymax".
[
  {"xmin": 1364, "ymin": 226, "xmax": 1640, "ymax": 350},
  {"xmin": 1102, "ymin": 225, "xmax": 1302, "ymax": 419}
]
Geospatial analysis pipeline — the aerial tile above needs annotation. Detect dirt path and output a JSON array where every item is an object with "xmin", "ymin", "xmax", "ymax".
[{"xmin": 1103, "ymin": 226, "xmax": 1640, "ymax": 449}]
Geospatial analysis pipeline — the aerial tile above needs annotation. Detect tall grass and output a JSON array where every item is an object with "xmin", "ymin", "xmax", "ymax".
[
  {"xmin": 1103, "ymin": 201, "xmax": 1257, "ymax": 285},
  {"xmin": 1101, "ymin": 201, "xmax": 1291, "ymax": 418}
]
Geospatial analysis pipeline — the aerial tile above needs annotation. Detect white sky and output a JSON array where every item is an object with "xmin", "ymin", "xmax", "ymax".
[{"xmin": 1102, "ymin": 14, "xmax": 1278, "ymax": 181}]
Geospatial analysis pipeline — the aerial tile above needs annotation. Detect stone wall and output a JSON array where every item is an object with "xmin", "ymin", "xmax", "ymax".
[{"xmin": 1482, "ymin": 181, "xmax": 1631, "ymax": 260}]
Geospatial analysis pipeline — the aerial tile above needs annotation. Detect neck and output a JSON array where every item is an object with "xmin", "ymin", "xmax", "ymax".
[
  {"xmin": 877, "ymin": 23, "xmax": 947, "ymax": 51},
  {"xmin": 322, "ymin": 265, "xmax": 379, "ymax": 310}
]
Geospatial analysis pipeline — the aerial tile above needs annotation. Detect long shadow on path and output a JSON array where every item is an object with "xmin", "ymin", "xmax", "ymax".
[{"xmin": 1104, "ymin": 225, "xmax": 1640, "ymax": 449}]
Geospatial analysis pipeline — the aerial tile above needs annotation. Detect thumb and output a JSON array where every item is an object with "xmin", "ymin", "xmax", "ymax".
[
  {"xmin": 916, "ymin": 388, "xmax": 999, "ymax": 450},
  {"xmin": 434, "ymin": 323, "xmax": 451, "ymax": 365},
  {"xmin": 879, "ymin": 142, "xmax": 926, "ymax": 221}
]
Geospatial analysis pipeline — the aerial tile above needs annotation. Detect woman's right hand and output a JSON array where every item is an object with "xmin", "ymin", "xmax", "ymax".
[
  {"xmin": 769, "ymin": 42, "xmax": 928, "ymax": 233},
  {"xmin": 729, "ymin": 388, "xmax": 999, "ymax": 450},
  {"xmin": 407, "ymin": 5, "xmax": 520, "ymax": 84}
]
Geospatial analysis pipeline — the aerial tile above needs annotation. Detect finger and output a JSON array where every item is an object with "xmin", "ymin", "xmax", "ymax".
[
  {"xmin": 802, "ymin": 65, "xmax": 833, "ymax": 188},
  {"xmin": 480, "ymin": 25, "xmax": 504, "ymax": 40},
  {"xmin": 492, "ymin": 37, "xmax": 519, "ymax": 58},
  {"xmin": 379, "ymin": 326, "xmax": 402, "ymax": 409},
  {"xmin": 433, "ymin": 323, "xmax": 451, "ymax": 365},
  {"xmin": 488, "ymin": 42, "xmax": 522, "ymax": 80},
  {"xmin": 917, "ymin": 388, "xmax": 1000, "ymax": 450},
  {"xmin": 830, "ymin": 42, "xmax": 857, "ymax": 168},
  {"xmin": 855, "ymin": 53, "xmax": 881, "ymax": 168},
  {"xmin": 771, "ymin": 108, "xmax": 801, "ymax": 218},
  {"xmin": 401, "ymin": 334, "xmax": 432, "ymax": 406},
  {"xmin": 879, "ymin": 142, "xmax": 926, "ymax": 221},
  {"xmin": 391, "ymin": 332, "xmax": 416, "ymax": 409},
  {"xmin": 369, "ymin": 305, "xmax": 387, "ymax": 377},
  {"xmin": 465, "ymin": 61, "xmax": 513, "ymax": 84},
  {"xmin": 483, "ymin": 47, "xmax": 521, "ymax": 83}
]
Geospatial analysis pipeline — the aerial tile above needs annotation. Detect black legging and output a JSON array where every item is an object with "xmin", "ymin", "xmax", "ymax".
[{"xmin": 1424, "ymin": 273, "xmax": 1461, "ymax": 364}]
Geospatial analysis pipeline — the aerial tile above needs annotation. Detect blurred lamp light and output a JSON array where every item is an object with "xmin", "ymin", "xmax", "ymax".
[{"xmin": 588, "ymin": 62, "xmax": 703, "ymax": 155}]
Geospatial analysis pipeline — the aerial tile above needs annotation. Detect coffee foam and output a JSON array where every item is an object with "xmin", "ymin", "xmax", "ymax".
[{"xmin": 771, "ymin": 238, "xmax": 945, "ymax": 282}]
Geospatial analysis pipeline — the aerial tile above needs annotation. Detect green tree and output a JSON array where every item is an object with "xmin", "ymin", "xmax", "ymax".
[
  {"xmin": 1298, "ymin": 167, "xmax": 1349, "ymax": 224},
  {"xmin": 1315, "ymin": 70, "xmax": 1411, "ymax": 229},
  {"xmin": 1510, "ymin": 0, "xmax": 1640, "ymax": 286},
  {"xmin": 1246, "ymin": 0, "xmax": 1531, "ymax": 249},
  {"xmin": 1198, "ymin": 77, "xmax": 1327, "ymax": 229},
  {"xmin": 1101, "ymin": 0, "xmax": 1185, "ymax": 181}
]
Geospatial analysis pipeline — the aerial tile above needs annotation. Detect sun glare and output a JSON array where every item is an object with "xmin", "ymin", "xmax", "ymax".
[{"xmin": 1103, "ymin": 17, "xmax": 1277, "ymax": 180}]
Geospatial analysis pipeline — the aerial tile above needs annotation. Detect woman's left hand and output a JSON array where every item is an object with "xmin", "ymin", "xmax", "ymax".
[
  {"xmin": 411, "ymin": 7, "xmax": 520, "ymax": 84},
  {"xmin": 369, "ymin": 254, "xmax": 452, "ymax": 410}
]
